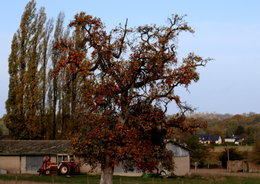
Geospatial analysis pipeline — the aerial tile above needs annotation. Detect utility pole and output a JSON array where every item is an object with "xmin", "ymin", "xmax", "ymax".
[{"xmin": 227, "ymin": 147, "xmax": 230, "ymax": 170}]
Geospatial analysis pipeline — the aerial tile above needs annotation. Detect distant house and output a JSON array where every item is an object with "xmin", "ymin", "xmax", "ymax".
[
  {"xmin": 197, "ymin": 134, "xmax": 222, "ymax": 144},
  {"xmin": 0, "ymin": 140, "xmax": 190, "ymax": 176},
  {"xmin": 224, "ymin": 135, "xmax": 245, "ymax": 145}
]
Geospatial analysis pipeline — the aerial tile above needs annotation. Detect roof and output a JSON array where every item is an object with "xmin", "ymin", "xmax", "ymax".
[
  {"xmin": 167, "ymin": 140, "xmax": 192, "ymax": 152},
  {"xmin": 197, "ymin": 134, "xmax": 221, "ymax": 142},
  {"xmin": 225, "ymin": 135, "xmax": 245, "ymax": 139},
  {"xmin": 0, "ymin": 140, "xmax": 71, "ymax": 156}
]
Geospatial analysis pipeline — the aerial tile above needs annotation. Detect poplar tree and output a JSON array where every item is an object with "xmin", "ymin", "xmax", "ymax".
[
  {"xmin": 48, "ymin": 12, "xmax": 65, "ymax": 139},
  {"xmin": 24, "ymin": 7, "xmax": 46, "ymax": 138},
  {"xmin": 5, "ymin": 0, "xmax": 37, "ymax": 139},
  {"xmin": 39, "ymin": 19, "xmax": 54, "ymax": 138},
  {"xmin": 5, "ymin": 0, "xmax": 50, "ymax": 139},
  {"xmin": 4, "ymin": 34, "xmax": 21, "ymax": 138}
]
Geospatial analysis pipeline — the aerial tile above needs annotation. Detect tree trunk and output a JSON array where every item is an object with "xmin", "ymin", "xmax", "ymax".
[
  {"xmin": 100, "ymin": 166, "xmax": 114, "ymax": 184},
  {"xmin": 100, "ymin": 154, "xmax": 114, "ymax": 184}
]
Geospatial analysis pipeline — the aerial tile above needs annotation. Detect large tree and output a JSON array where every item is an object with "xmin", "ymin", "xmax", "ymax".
[{"xmin": 55, "ymin": 12, "xmax": 210, "ymax": 184}]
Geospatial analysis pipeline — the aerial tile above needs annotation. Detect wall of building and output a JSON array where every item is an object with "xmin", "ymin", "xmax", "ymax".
[
  {"xmin": 74, "ymin": 156, "xmax": 101, "ymax": 174},
  {"xmin": 225, "ymin": 138, "xmax": 235, "ymax": 143},
  {"xmin": 216, "ymin": 137, "xmax": 222, "ymax": 144},
  {"xmin": 172, "ymin": 156, "xmax": 190, "ymax": 176},
  {"xmin": 0, "ymin": 150, "xmax": 190, "ymax": 176},
  {"xmin": 21, "ymin": 156, "xmax": 26, "ymax": 173},
  {"xmin": 0, "ymin": 155, "xmax": 55, "ymax": 174},
  {"xmin": 113, "ymin": 156, "xmax": 190, "ymax": 177},
  {"xmin": 0, "ymin": 156, "xmax": 21, "ymax": 173},
  {"xmin": 114, "ymin": 164, "xmax": 142, "ymax": 177},
  {"xmin": 165, "ymin": 143, "xmax": 190, "ymax": 176}
]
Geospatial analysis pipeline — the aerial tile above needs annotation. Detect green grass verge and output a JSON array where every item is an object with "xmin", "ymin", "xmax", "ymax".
[
  {"xmin": 214, "ymin": 145, "xmax": 253, "ymax": 152},
  {"xmin": 0, "ymin": 174, "xmax": 260, "ymax": 184}
]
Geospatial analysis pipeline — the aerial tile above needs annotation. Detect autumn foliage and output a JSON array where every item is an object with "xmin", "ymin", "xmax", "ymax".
[
  {"xmin": 5, "ymin": 0, "xmax": 84, "ymax": 140},
  {"xmin": 53, "ymin": 12, "xmax": 210, "ymax": 182},
  {"xmin": 5, "ymin": 1, "xmax": 210, "ymax": 183}
]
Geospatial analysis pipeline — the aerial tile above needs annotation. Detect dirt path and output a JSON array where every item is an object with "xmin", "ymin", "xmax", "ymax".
[{"xmin": 191, "ymin": 169, "xmax": 260, "ymax": 178}]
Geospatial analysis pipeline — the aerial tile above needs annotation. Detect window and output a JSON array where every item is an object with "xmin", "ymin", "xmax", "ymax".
[{"xmin": 57, "ymin": 154, "xmax": 74, "ymax": 162}]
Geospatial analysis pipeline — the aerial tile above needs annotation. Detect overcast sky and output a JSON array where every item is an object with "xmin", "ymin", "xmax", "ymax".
[{"xmin": 1, "ymin": 0, "xmax": 260, "ymax": 117}]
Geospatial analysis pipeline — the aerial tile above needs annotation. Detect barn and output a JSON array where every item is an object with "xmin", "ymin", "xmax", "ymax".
[
  {"xmin": 0, "ymin": 140, "xmax": 190, "ymax": 176},
  {"xmin": 0, "ymin": 140, "xmax": 72, "ymax": 174}
]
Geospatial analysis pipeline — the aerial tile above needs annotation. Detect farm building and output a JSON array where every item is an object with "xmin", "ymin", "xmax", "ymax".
[
  {"xmin": 0, "ymin": 140, "xmax": 190, "ymax": 176},
  {"xmin": 114, "ymin": 142, "xmax": 191, "ymax": 176},
  {"xmin": 0, "ymin": 140, "xmax": 74, "ymax": 174}
]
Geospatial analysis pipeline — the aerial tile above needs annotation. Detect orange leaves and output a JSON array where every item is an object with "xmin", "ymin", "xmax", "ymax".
[{"xmin": 69, "ymin": 12, "xmax": 102, "ymax": 30}]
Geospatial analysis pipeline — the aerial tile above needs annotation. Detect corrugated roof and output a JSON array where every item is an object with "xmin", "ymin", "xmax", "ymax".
[
  {"xmin": 0, "ymin": 140, "xmax": 71, "ymax": 155},
  {"xmin": 167, "ymin": 140, "xmax": 192, "ymax": 152}
]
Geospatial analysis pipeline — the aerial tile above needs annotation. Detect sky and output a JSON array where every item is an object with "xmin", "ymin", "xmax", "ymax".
[{"xmin": 1, "ymin": 0, "xmax": 260, "ymax": 117}]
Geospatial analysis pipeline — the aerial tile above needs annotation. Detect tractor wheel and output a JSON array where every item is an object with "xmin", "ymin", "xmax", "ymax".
[
  {"xmin": 45, "ymin": 169, "xmax": 51, "ymax": 175},
  {"xmin": 59, "ymin": 165, "xmax": 70, "ymax": 175},
  {"xmin": 160, "ymin": 170, "xmax": 167, "ymax": 177}
]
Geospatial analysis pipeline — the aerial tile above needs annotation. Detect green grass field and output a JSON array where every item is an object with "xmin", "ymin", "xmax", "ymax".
[
  {"xmin": 0, "ymin": 174, "xmax": 260, "ymax": 184},
  {"xmin": 213, "ymin": 145, "xmax": 253, "ymax": 152}
]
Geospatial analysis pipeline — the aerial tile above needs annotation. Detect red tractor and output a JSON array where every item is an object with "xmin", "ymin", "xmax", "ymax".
[{"xmin": 38, "ymin": 156, "xmax": 80, "ymax": 175}]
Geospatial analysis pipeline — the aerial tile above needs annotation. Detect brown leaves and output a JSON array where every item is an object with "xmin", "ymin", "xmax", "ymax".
[{"xmin": 69, "ymin": 12, "xmax": 102, "ymax": 30}]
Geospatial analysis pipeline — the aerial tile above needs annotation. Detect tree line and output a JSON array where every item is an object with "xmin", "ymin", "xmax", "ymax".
[
  {"xmin": 4, "ymin": 0, "xmax": 85, "ymax": 140},
  {"xmin": 191, "ymin": 113, "xmax": 260, "ymax": 144}
]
